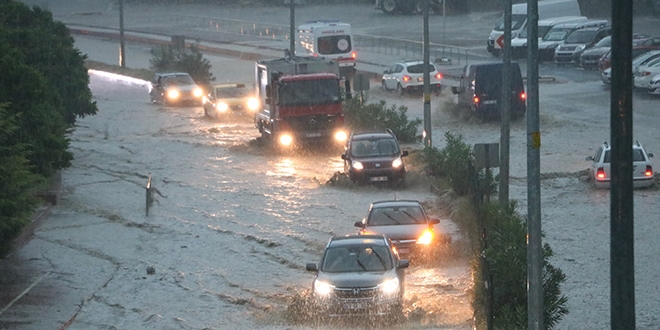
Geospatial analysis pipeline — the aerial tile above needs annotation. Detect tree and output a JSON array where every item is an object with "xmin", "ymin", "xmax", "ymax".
[{"xmin": 149, "ymin": 44, "xmax": 215, "ymax": 86}]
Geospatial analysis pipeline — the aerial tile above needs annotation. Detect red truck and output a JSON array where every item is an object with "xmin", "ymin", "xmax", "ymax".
[{"xmin": 254, "ymin": 56, "xmax": 347, "ymax": 147}]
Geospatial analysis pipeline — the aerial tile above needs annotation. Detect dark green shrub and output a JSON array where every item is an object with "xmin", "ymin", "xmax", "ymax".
[
  {"xmin": 149, "ymin": 44, "xmax": 214, "ymax": 86},
  {"xmin": 342, "ymin": 96, "xmax": 421, "ymax": 143}
]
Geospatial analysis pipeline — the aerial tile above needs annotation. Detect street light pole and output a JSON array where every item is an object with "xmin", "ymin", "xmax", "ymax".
[
  {"xmin": 119, "ymin": 0, "xmax": 125, "ymax": 67},
  {"xmin": 422, "ymin": 0, "xmax": 432, "ymax": 148},
  {"xmin": 289, "ymin": 0, "xmax": 295, "ymax": 56}
]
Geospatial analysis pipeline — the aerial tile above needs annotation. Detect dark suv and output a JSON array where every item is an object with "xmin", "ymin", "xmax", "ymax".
[
  {"xmin": 305, "ymin": 234, "xmax": 409, "ymax": 318},
  {"xmin": 341, "ymin": 130, "xmax": 408, "ymax": 185},
  {"xmin": 554, "ymin": 25, "xmax": 611, "ymax": 64}
]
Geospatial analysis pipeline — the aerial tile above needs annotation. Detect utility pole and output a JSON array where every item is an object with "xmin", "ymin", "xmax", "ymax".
[
  {"xmin": 119, "ymin": 0, "xmax": 125, "ymax": 67},
  {"xmin": 499, "ymin": 0, "xmax": 511, "ymax": 205},
  {"xmin": 422, "ymin": 0, "xmax": 432, "ymax": 148},
  {"xmin": 610, "ymin": 0, "xmax": 635, "ymax": 328},
  {"xmin": 526, "ymin": 0, "xmax": 543, "ymax": 329},
  {"xmin": 289, "ymin": 0, "xmax": 295, "ymax": 56}
]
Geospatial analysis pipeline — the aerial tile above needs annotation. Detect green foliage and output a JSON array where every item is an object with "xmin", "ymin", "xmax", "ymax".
[
  {"xmin": 342, "ymin": 96, "xmax": 421, "ymax": 143},
  {"xmin": 149, "ymin": 44, "xmax": 215, "ymax": 86},
  {"xmin": 0, "ymin": 104, "xmax": 42, "ymax": 255},
  {"xmin": 422, "ymin": 132, "xmax": 480, "ymax": 196}
]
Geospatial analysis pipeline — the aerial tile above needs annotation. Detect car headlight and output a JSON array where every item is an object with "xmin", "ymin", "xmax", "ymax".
[
  {"xmin": 392, "ymin": 157, "xmax": 403, "ymax": 168},
  {"xmin": 379, "ymin": 277, "xmax": 399, "ymax": 296},
  {"xmin": 167, "ymin": 89, "xmax": 180, "ymax": 100},
  {"xmin": 546, "ymin": 43, "xmax": 558, "ymax": 49},
  {"xmin": 651, "ymin": 76, "xmax": 660, "ymax": 84},
  {"xmin": 417, "ymin": 229, "xmax": 434, "ymax": 245},
  {"xmin": 314, "ymin": 279, "xmax": 334, "ymax": 296},
  {"xmin": 216, "ymin": 102, "xmax": 229, "ymax": 112},
  {"xmin": 352, "ymin": 160, "xmax": 364, "ymax": 170},
  {"xmin": 193, "ymin": 87, "xmax": 203, "ymax": 98},
  {"xmin": 279, "ymin": 133, "xmax": 294, "ymax": 147},
  {"xmin": 247, "ymin": 97, "xmax": 259, "ymax": 111},
  {"xmin": 576, "ymin": 45, "xmax": 586, "ymax": 52},
  {"xmin": 334, "ymin": 130, "xmax": 348, "ymax": 143}
]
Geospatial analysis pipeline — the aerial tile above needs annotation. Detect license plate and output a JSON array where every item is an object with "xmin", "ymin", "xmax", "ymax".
[
  {"xmin": 417, "ymin": 77, "xmax": 424, "ymax": 82},
  {"xmin": 482, "ymin": 100, "xmax": 497, "ymax": 105},
  {"xmin": 370, "ymin": 176, "xmax": 388, "ymax": 182},
  {"xmin": 345, "ymin": 302, "xmax": 366, "ymax": 309},
  {"xmin": 305, "ymin": 132, "xmax": 322, "ymax": 138},
  {"xmin": 584, "ymin": 60, "xmax": 596, "ymax": 64}
]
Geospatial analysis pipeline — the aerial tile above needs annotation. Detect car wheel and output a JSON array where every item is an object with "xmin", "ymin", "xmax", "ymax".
[
  {"xmin": 382, "ymin": 80, "xmax": 388, "ymax": 92},
  {"xmin": 381, "ymin": 0, "xmax": 397, "ymax": 14},
  {"xmin": 396, "ymin": 83, "xmax": 404, "ymax": 96}
]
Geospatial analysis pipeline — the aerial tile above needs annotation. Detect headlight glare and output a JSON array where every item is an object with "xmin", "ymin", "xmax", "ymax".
[
  {"xmin": 334, "ymin": 130, "xmax": 348, "ymax": 143},
  {"xmin": 216, "ymin": 102, "xmax": 229, "ymax": 112},
  {"xmin": 193, "ymin": 88, "xmax": 203, "ymax": 98},
  {"xmin": 379, "ymin": 277, "xmax": 399, "ymax": 295},
  {"xmin": 247, "ymin": 97, "xmax": 260, "ymax": 111},
  {"xmin": 314, "ymin": 280, "xmax": 333, "ymax": 296},
  {"xmin": 167, "ymin": 89, "xmax": 180, "ymax": 100},
  {"xmin": 417, "ymin": 229, "xmax": 434, "ymax": 245},
  {"xmin": 279, "ymin": 133, "xmax": 294, "ymax": 146},
  {"xmin": 352, "ymin": 161, "xmax": 364, "ymax": 170},
  {"xmin": 392, "ymin": 157, "xmax": 403, "ymax": 168}
]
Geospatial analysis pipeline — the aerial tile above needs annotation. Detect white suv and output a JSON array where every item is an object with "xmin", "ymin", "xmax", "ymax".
[
  {"xmin": 381, "ymin": 60, "xmax": 442, "ymax": 95},
  {"xmin": 586, "ymin": 141, "xmax": 655, "ymax": 189}
]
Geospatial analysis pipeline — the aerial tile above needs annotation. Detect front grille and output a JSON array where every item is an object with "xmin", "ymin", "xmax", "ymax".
[
  {"xmin": 286, "ymin": 114, "xmax": 340, "ymax": 132},
  {"xmin": 361, "ymin": 160, "xmax": 393, "ymax": 170},
  {"xmin": 333, "ymin": 286, "xmax": 379, "ymax": 299}
]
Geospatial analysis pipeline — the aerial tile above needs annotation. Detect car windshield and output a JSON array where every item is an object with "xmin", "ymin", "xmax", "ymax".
[
  {"xmin": 594, "ymin": 36, "xmax": 611, "ymax": 48},
  {"xmin": 350, "ymin": 138, "xmax": 400, "ymax": 157},
  {"xmin": 368, "ymin": 205, "xmax": 425, "ymax": 226},
  {"xmin": 542, "ymin": 27, "xmax": 574, "ymax": 41},
  {"xmin": 162, "ymin": 74, "xmax": 195, "ymax": 86},
  {"xmin": 565, "ymin": 30, "xmax": 597, "ymax": 44},
  {"xmin": 520, "ymin": 25, "xmax": 552, "ymax": 39},
  {"xmin": 216, "ymin": 86, "xmax": 250, "ymax": 98},
  {"xmin": 278, "ymin": 79, "xmax": 340, "ymax": 106},
  {"xmin": 406, "ymin": 63, "xmax": 436, "ymax": 74},
  {"xmin": 322, "ymin": 245, "xmax": 393, "ymax": 272},
  {"xmin": 602, "ymin": 149, "xmax": 646, "ymax": 163},
  {"xmin": 494, "ymin": 14, "xmax": 526, "ymax": 31}
]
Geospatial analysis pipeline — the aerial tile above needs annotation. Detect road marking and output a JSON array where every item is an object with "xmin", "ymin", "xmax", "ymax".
[{"xmin": 0, "ymin": 272, "xmax": 50, "ymax": 316}]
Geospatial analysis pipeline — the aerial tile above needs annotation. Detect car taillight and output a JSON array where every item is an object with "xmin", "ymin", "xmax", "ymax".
[
  {"xmin": 351, "ymin": 51, "xmax": 357, "ymax": 59},
  {"xmin": 597, "ymin": 168, "xmax": 606, "ymax": 179},
  {"xmin": 435, "ymin": 72, "xmax": 442, "ymax": 79},
  {"xmin": 473, "ymin": 96, "xmax": 480, "ymax": 104},
  {"xmin": 642, "ymin": 71, "xmax": 651, "ymax": 76},
  {"xmin": 402, "ymin": 75, "xmax": 411, "ymax": 82},
  {"xmin": 645, "ymin": 165, "xmax": 653, "ymax": 177},
  {"xmin": 520, "ymin": 92, "xmax": 526, "ymax": 100}
]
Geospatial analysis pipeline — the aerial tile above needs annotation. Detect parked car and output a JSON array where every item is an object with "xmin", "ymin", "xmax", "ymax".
[
  {"xmin": 554, "ymin": 24, "xmax": 611, "ymax": 64},
  {"xmin": 579, "ymin": 35, "xmax": 612, "ymax": 70},
  {"xmin": 354, "ymin": 200, "xmax": 441, "ymax": 261},
  {"xmin": 537, "ymin": 20, "xmax": 609, "ymax": 61},
  {"xmin": 381, "ymin": 60, "xmax": 442, "ymax": 95},
  {"xmin": 148, "ymin": 72, "xmax": 204, "ymax": 106},
  {"xmin": 341, "ymin": 130, "xmax": 408, "ymax": 185},
  {"xmin": 600, "ymin": 67, "xmax": 611, "ymax": 84},
  {"xmin": 598, "ymin": 38, "xmax": 660, "ymax": 72},
  {"xmin": 633, "ymin": 57, "xmax": 660, "ymax": 89},
  {"xmin": 203, "ymin": 83, "xmax": 259, "ymax": 119},
  {"xmin": 305, "ymin": 234, "xmax": 409, "ymax": 318},
  {"xmin": 586, "ymin": 141, "xmax": 654, "ymax": 189},
  {"xmin": 647, "ymin": 73, "xmax": 660, "ymax": 95}
]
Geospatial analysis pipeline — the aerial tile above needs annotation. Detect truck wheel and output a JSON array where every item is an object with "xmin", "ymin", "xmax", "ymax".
[{"xmin": 381, "ymin": 0, "xmax": 397, "ymax": 14}]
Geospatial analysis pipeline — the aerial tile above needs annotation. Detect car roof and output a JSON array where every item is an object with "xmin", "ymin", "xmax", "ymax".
[
  {"xmin": 351, "ymin": 131, "xmax": 396, "ymax": 140},
  {"xmin": 157, "ymin": 72, "xmax": 191, "ymax": 77},
  {"xmin": 397, "ymin": 60, "xmax": 435, "ymax": 66},
  {"xmin": 370, "ymin": 200, "xmax": 423, "ymax": 209},
  {"xmin": 212, "ymin": 83, "xmax": 248, "ymax": 88},
  {"xmin": 328, "ymin": 234, "xmax": 388, "ymax": 247},
  {"xmin": 600, "ymin": 141, "xmax": 647, "ymax": 150}
]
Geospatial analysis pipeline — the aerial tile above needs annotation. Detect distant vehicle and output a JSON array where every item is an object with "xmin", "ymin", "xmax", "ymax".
[
  {"xmin": 354, "ymin": 200, "xmax": 441, "ymax": 261},
  {"xmin": 487, "ymin": 0, "xmax": 582, "ymax": 57},
  {"xmin": 554, "ymin": 24, "xmax": 611, "ymax": 64},
  {"xmin": 305, "ymin": 234, "xmax": 408, "ymax": 318},
  {"xmin": 598, "ymin": 39, "xmax": 660, "ymax": 72},
  {"xmin": 148, "ymin": 72, "xmax": 204, "ymax": 106},
  {"xmin": 296, "ymin": 21, "xmax": 356, "ymax": 79},
  {"xmin": 381, "ymin": 60, "xmax": 443, "ymax": 95},
  {"xmin": 341, "ymin": 130, "xmax": 408, "ymax": 186},
  {"xmin": 254, "ymin": 56, "xmax": 347, "ymax": 147},
  {"xmin": 634, "ymin": 57, "xmax": 660, "ymax": 90},
  {"xmin": 536, "ymin": 19, "xmax": 609, "ymax": 61},
  {"xmin": 647, "ymin": 73, "xmax": 660, "ymax": 95},
  {"xmin": 203, "ymin": 83, "xmax": 259, "ymax": 119},
  {"xmin": 451, "ymin": 62, "xmax": 526, "ymax": 119},
  {"xmin": 374, "ymin": 0, "xmax": 442, "ymax": 15},
  {"xmin": 586, "ymin": 141, "xmax": 654, "ymax": 189},
  {"xmin": 580, "ymin": 34, "xmax": 650, "ymax": 70},
  {"xmin": 509, "ymin": 15, "xmax": 588, "ymax": 58},
  {"xmin": 600, "ymin": 67, "xmax": 611, "ymax": 85}
]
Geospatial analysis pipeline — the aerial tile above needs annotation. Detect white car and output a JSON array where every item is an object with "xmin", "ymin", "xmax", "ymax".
[
  {"xmin": 600, "ymin": 67, "xmax": 611, "ymax": 84},
  {"xmin": 633, "ymin": 57, "xmax": 660, "ymax": 89},
  {"xmin": 586, "ymin": 141, "xmax": 654, "ymax": 189},
  {"xmin": 648, "ymin": 74, "xmax": 660, "ymax": 95},
  {"xmin": 381, "ymin": 60, "xmax": 442, "ymax": 95}
]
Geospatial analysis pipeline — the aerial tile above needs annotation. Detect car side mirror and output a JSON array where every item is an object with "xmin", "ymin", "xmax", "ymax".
[
  {"xmin": 648, "ymin": 152, "xmax": 654, "ymax": 158},
  {"xmin": 341, "ymin": 153, "xmax": 348, "ymax": 160},
  {"xmin": 354, "ymin": 221, "xmax": 365, "ymax": 228},
  {"xmin": 306, "ymin": 263, "xmax": 318, "ymax": 272},
  {"xmin": 429, "ymin": 218, "xmax": 440, "ymax": 225},
  {"xmin": 586, "ymin": 156, "xmax": 594, "ymax": 161},
  {"xmin": 401, "ymin": 150, "xmax": 409, "ymax": 157},
  {"xmin": 397, "ymin": 259, "xmax": 410, "ymax": 269}
]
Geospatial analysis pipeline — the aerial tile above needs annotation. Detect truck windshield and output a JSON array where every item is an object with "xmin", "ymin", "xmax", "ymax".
[{"xmin": 279, "ymin": 79, "xmax": 341, "ymax": 107}]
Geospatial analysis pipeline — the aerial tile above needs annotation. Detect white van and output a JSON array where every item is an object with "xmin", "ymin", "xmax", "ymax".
[
  {"xmin": 510, "ymin": 16, "xmax": 588, "ymax": 58},
  {"xmin": 486, "ymin": 0, "xmax": 581, "ymax": 57},
  {"xmin": 296, "ymin": 20, "xmax": 356, "ymax": 78}
]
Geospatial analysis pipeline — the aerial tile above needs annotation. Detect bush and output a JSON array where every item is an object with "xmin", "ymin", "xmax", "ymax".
[
  {"xmin": 149, "ymin": 44, "xmax": 214, "ymax": 86},
  {"xmin": 342, "ymin": 96, "xmax": 421, "ymax": 143}
]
